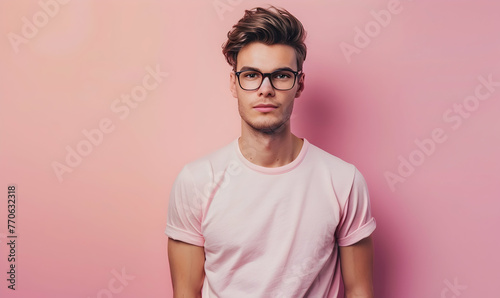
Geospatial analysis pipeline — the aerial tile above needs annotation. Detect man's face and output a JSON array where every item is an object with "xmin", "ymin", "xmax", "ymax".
[{"xmin": 230, "ymin": 42, "xmax": 305, "ymax": 135}]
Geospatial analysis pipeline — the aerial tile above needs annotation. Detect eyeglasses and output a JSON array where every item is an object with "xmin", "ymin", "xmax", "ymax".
[{"xmin": 234, "ymin": 69, "xmax": 301, "ymax": 91}]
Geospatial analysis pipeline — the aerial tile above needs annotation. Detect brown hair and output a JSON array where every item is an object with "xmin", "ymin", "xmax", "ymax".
[{"xmin": 222, "ymin": 6, "xmax": 307, "ymax": 71}]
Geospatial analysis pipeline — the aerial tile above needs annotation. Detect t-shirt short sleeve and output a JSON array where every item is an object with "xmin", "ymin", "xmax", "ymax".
[
  {"xmin": 165, "ymin": 165, "xmax": 205, "ymax": 246},
  {"xmin": 335, "ymin": 167, "xmax": 376, "ymax": 246}
]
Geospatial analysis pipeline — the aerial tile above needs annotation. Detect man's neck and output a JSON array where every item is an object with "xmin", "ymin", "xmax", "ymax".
[{"xmin": 238, "ymin": 129, "xmax": 304, "ymax": 168}]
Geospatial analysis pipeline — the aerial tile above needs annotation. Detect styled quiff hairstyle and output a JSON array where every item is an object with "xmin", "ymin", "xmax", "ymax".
[{"xmin": 222, "ymin": 6, "xmax": 307, "ymax": 72}]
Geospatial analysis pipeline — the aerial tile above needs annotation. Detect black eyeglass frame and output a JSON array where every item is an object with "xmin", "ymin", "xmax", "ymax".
[{"xmin": 234, "ymin": 69, "xmax": 302, "ymax": 91}]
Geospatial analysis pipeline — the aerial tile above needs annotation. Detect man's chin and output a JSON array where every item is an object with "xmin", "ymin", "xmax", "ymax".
[{"xmin": 247, "ymin": 121, "xmax": 286, "ymax": 135}]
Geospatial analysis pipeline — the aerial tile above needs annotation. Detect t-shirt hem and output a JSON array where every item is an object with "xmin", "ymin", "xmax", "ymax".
[
  {"xmin": 337, "ymin": 218, "xmax": 376, "ymax": 246},
  {"xmin": 165, "ymin": 224, "xmax": 205, "ymax": 247}
]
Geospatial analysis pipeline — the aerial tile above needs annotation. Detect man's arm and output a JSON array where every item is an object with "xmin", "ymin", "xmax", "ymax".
[
  {"xmin": 339, "ymin": 235, "xmax": 374, "ymax": 298},
  {"xmin": 168, "ymin": 238, "xmax": 206, "ymax": 298}
]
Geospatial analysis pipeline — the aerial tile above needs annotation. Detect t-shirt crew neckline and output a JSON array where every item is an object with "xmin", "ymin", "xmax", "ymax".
[{"xmin": 234, "ymin": 137, "xmax": 309, "ymax": 175}]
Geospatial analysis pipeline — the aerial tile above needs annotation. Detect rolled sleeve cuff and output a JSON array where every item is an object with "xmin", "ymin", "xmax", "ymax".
[
  {"xmin": 165, "ymin": 224, "xmax": 205, "ymax": 247},
  {"xmin": 337, "ymin": 218, "xmax": 376, "ymax": 247}
]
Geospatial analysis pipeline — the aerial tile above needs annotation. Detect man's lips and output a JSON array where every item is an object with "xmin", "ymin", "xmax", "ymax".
[
  {"xmin": 254, "ymin": 104, "xmax": 277, "ymax": 108},
  {"xmin": 253, "ymin": 104, "xmax": 277, "ymax": 112}
]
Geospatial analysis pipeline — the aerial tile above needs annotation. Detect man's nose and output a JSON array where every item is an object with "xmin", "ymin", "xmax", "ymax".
[{"xmin": 258, "ymin": 76, "xmax": 275, "ymax": 96}]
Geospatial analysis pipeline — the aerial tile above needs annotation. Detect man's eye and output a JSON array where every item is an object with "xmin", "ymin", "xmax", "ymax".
[
  {"xmin": 273, "ymin": 72, "xmax": 292, "ymax": 79},
  {"xmin": 243, "ymin": 72, "xmax": 261, "ymax": 79}
]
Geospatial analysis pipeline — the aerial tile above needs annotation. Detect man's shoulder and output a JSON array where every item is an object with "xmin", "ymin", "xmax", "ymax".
[
  {"xmin": 306, "ymin": 140, "xmax": 356, "ymax": 174},
  {"xmin": 179, "ymin": 138, "xmax": 237, "ymax": 181},
  {"xmin": 306, "ymin": 141, "xmax": 367, "ymax": 199},
  {"xmin": 189, "ymin": 138, "xmax": 235, "ymax": 165}
]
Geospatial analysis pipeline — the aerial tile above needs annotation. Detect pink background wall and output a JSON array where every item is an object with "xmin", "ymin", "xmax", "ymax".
[{"xmin": 1, "ymin": 0, "xmax": 498, "ymax": 297}]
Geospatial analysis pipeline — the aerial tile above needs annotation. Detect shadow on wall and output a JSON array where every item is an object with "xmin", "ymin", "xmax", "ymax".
[
  {"xmin": 294, "ymin": 68, "xmax": 397, "ymax": 297},
  {"xmin": 294, "ymin": 79, "xmax": 340, "ymax": 148},
  {"xmin": 294, "ymin": 65, "xmax": 353, "ymax": 156},
  {"xmin": 371, "ymin": 186, "xmax": 397, "ymax": 298}
]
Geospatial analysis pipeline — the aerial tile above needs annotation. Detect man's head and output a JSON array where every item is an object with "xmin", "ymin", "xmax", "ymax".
[{"xmin": 222, "ymin": 6, "xmax": 307, "ymax": 135}]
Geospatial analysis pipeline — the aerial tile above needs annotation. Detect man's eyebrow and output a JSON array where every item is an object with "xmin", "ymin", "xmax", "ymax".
[
  {"xmin": 273, "ymin": 67, "xmax": 296, "ymax": 72},
  {"xmin": 238, "ymin": 66, "xmax": 296, "ymax": 72},
  {"xmin": 239, "ymin": 66, "xmax": 260, "ymax": 72}
]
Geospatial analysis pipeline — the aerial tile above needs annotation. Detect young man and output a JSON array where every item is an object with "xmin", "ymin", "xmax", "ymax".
[{"xmin": 166, "ymin": 6, "xmax": 376, "ymax": 298}]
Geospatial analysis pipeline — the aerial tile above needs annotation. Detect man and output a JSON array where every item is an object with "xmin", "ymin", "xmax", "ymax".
[{"xmin": 165, "ymin": 6, "xmax": 376, "ymax": 298}]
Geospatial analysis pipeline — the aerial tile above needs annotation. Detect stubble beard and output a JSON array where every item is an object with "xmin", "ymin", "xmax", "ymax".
[{"xmin": 239, "ymin": 105, "xmax": 293, "ymax": 135}]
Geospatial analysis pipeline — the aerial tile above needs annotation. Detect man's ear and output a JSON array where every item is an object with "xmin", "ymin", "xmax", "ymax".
[
  {"xmin": 295, "ymin": 73, "xmax": 305, "ymax": 98},
  {"xmin": 229, "ymin": 72, "xmax": 238, "ymax": 98}
]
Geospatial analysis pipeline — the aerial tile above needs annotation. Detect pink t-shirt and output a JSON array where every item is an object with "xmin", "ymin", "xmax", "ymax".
[{"xmin": 165, "ymin": 138, "xmax": 376, "ymax": 297}]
